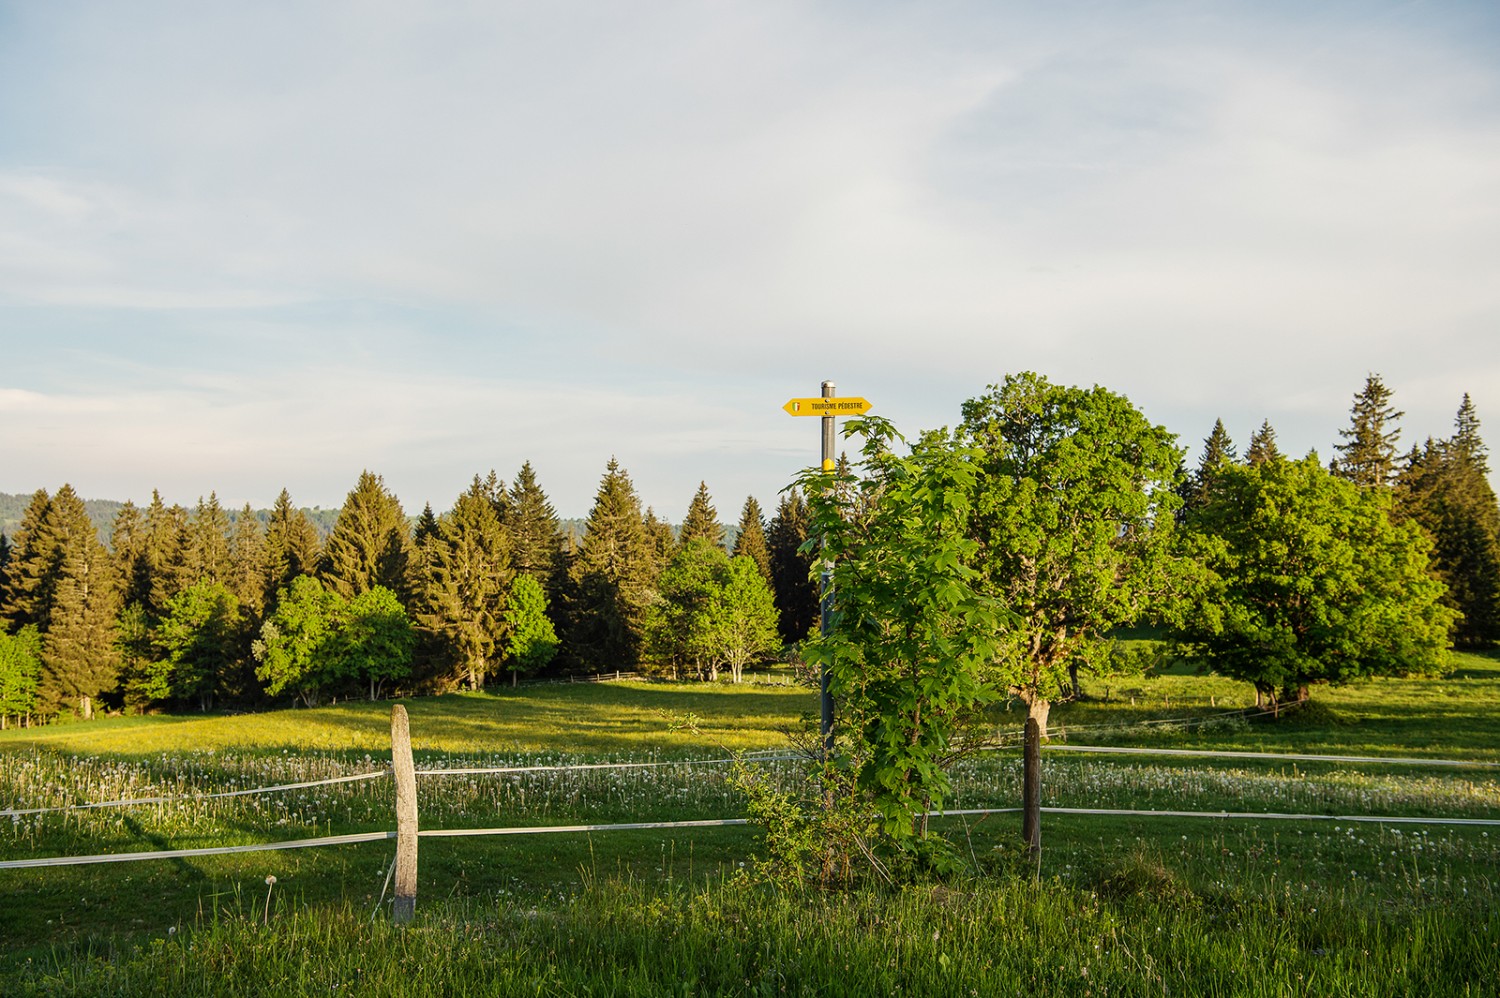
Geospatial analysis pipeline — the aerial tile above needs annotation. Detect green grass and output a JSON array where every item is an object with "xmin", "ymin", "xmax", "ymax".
[
  {"xmin": 0, "ymin": 679, "xmax": 813, "ymax": 758},
  {"xmin": 4, "ymin": 656, "xmax": 1500, "ymax": 995}
]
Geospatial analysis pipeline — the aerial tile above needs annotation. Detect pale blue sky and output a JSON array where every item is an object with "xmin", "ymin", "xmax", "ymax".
[{"xmin": 3, "ymin": 1, "xmax": 1497, "ymax": 517}]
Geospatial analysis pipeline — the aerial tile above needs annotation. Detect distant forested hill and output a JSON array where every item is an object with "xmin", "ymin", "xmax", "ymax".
[{"xmin": 0, "ymin": 492, "xmax": 339, "ymax": 544}]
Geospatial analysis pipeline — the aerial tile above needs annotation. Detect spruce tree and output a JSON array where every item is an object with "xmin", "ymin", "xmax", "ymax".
[
  {"xmin": 321, "ymin": 471, "xmax": 411, "ymax": 601},
  {"xmin": 1396, "ymin": 400, "xmax": 1500, "ymax": 646},
  {"xmin": 565, "ymin": 459, "xmax": 656, "ymax": 671},
  {"xmin": 145, "ymin": 495, "xmax": 192, "ymax": 620},
  {"xmin": 1181, "ymin": 419, "xmax": 1236, "ymax": 511},
  {"xmin": 35, "ymin": 486, "xmax": 121, "ymax": 717},
  {"xmin": 2, "ymin": 490, "xmax": 57, "ymax": 631},
  {"xmin": 678, "ymin": 482, "xmax": 722, "ymax": 549},
  {"xmin": 0, "ymin": 533, "xmax": 10, "ymax": 620},
  {"xmin": 413, "ymin": 503, "xmax": 439, "ymax": 545},
  {"xmin": 188, "ymin": 493, "xmax": 233, "ymax": 586},
  {"xmin": 505, "ymin": 461, "xmax": 561, "ymax": 585},
  {"xmin": 732, "ymin": 496, "xmax": 772, "ymax": 582},
  {"xmin": 264, "ymin": 489, "xmax": 321, "ymax": 609},
  {"xmin": 1334, "ymin": 374, "xmax": 1404, "ymax": 487},
  {"xmin": 109, "ymin": 501, "xmax": 149, "ymax": 609},
  {"xmin": 641, "ymin": 507, "xmax": 676, "ymax": 574},
  {"xmin": 1452, "ymin": 393, "xmax": 1488, "ymax": 473},
  {"xmin": 767, "ymin": 489, "xmax": 818, "ymax": 645},
  {"xmin": 1245, "ymin": 420, "xmax": 1282, "ymax": 466},
  {"xmin": 413, "ymin": 476, "xmax": 513, "ymax": 690},
  {"xmin": 228, "ymin": 505, "xmax": 267, "ymax": 620}
]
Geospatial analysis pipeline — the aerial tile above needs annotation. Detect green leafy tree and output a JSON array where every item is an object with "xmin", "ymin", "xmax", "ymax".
[
  {"xmin": 337, "ymin": 585, "xmax": 415, "ymax": 700},
  {"xmin": 1333, "ymin": 374, "xmax": 1403, "ymax": 488},
  {"xmin": 505, "ymin": 462, "xmax": 561, "ymax": 587},
  {"xmin": 148, "ymin": 580, "xmax": 244, "ymax": 710},
  {"xmin": 0, "ymin": 624, "xmax": 41, "ymax": 727},
  {"xmin": 1176, "ymin": 455, "xmax": 1456, "ymax": 705},
  {"xmin": 321, "ymin": 471, "xmax": 411, "ymax": 602},
  {"xmin": 1245, "ymin": 419, "xmax": 1282, "ymax": 466},
  {"xmin": 767, "ymin": 489, "xmax": 818, "ymax": 645},
  {"xmin": 645, "ymin": 540, "xmax": 730, "ymax": 680},
  {"xmin": 678, "ymin": 482, "xmax": 723, "ymax": 549},
  {"xmin": 500, "ymin": 575, "xmax": 559, "ymax": 685},
  {"xmin": 414, "ymin": 477, "xmax": 512, "ymax": 690},
  {"xmin": 800, "ymin": 417, "xmax": 1006, "ymax": 862},
  {"xmin": 253, "ymin": 574, "xmax": 345, "ymax": 707},
  {"xmin": 703, "ymin": 555, "xmax": 779, "ymax": 683},
  {"xmin": 959, "ymin": 373, "xmax": 1185, "ymax": 856},
  {"xmin": 732, "ymin": 496, "xmax": 772, "ymax": 582},
  {"xmin": 564, "ymin": 459, "xmax": 656, "ymax": 671}
]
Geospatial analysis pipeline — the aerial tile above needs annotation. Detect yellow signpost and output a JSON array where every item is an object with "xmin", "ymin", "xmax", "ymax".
[
  {"xmin": 782, "ymin": 396, "xmax": 873, "ymax": 417},
  {"xmin": 785, "ymin": 380, "xmax": 874, "ymax": 755}
]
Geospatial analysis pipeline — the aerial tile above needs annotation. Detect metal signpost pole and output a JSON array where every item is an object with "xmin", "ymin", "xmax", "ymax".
[
  {"xmin": 780, "ymin": 387, "xmax": 872, "ymax": 761},
  {"xmin": 819, "ymin": 380, "xmax": 836, "ymax": 757}
]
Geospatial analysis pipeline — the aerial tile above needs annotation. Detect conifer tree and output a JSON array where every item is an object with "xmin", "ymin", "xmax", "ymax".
[
  {"xmin": 1452, "ymin": 393, "xmax": 1489, "ymax": 473},
  {"xmin": 1396, "ymin": 399, "xmax": 1500, "ymax": 647},
  {"xmin": 1181, "ymin": 419, "xmax": 1236, "ymax": 511},
  {"xmin": 565, "ymin": 459, "xmax": 656, "ymax": 671},
  {"xmin": 505, "ymin": 462, "xmax": 561, "ymax": 586},
  {"xmin": 1245, "ymin": 420, "xmax": 1282, "ymax": 466},
  {"xmin": 109, "ymin": 501, "xmax": 149, "ymax": 609},
  {"xmin": 641, "ymin": 507, "xmax": 676, "ymax": 574},
  {"xmin": 320, "ymin": 471, "xmax": 411, "ymax": 601},
  {"xmin": 732, "ymin": 496, "xmax": 772, "ymax": 582},
  {"xmin": 767, "ymin": 489, "xmax": 818, "ymax": 645},
  {"xmin": 35, "ymin": 486, "xmax": 121, "ymax": 717},
  {"xmin": 1333, "ymin": 374, "xmax": 1404, "ymax": 487},
  {"xmin": 228, "ymin": 505, "xmax": 267, "ymax": 620},
  {"xmin": 264, "ymin": 489, "xmax": 321, "ymax": 609},
  {"xmin": 144, "ymin": 495, "xmax": 192, "ymax": 620},
  {"xmin": 413, "ymin": 503, "xmax": 439, "ymax": 545},
  {"xmin": 0, "ymin": 533, "xmax": 10, "ymax": 608},
  {"xmin": 188, "ymin": 493, "xmax": 233, "ymax": 586},
  {"xmin": 678, "ymin": 482, "xmax": 723, "ymax": 549},
  {"xmin": 413, "ymin": 477, "xmax": 513, "ymax": 690},
  {"xmin": 2, "ymin": 490, "xmax": 57, "ymax": 631}
]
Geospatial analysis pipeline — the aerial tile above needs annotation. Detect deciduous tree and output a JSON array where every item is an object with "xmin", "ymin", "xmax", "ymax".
[
  {"xmin": 1176, "ymin": 455, "xmax": 1456, "ymax": 704},
  {"xmin": 958, "ymin": 373, "xmax": 1185, "ymax": 857}
]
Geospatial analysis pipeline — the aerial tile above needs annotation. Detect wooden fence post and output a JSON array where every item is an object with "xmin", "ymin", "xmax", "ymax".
[{"xmin": 391, "ymin": 704, "xmax": 418, "ymax": 924}]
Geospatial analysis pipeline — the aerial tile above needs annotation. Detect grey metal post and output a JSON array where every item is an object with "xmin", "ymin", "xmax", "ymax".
[{"xmin": 819, "ymin": 380, "xmax": 835, "ymax": 757}]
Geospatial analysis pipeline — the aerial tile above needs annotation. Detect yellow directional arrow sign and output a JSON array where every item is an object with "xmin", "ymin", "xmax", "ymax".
[{"xmin": 783, "ymin": 397, "xmax": 873, "ymax": 417}]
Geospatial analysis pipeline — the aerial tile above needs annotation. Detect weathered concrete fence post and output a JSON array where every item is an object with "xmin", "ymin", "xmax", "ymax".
[{"xmin": 391, "ymin": 704, "xmax": 418, "ymax": 923}]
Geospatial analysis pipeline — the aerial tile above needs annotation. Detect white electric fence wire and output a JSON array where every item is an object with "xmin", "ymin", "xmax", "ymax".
[
  {"xmin": 414, "ymin": 754, "xmax": 799, "ymax": 778},
  {"xmin": 6, "ymin": 807, "xmax": 1498, "ymax": 870},
  {"xmin": 1044, "ymin": 745, "xmax": 1500, "ymax": 768},
  {"xmin": 0, "ymin": 771, "xmax": 390, "ymax": 819}
]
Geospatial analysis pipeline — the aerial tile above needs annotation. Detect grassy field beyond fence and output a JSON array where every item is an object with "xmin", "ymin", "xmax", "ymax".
[{"xmin": 3, "ymin": 652, "xmax": 1498, "ymax": 995}]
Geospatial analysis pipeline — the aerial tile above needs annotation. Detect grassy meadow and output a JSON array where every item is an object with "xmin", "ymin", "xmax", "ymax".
[{"xmin": 2, "ymin": 653, "xmax": 1498, "ymax": 995}]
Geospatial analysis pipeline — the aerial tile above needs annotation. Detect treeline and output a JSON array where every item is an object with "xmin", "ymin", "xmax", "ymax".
[
  {"xmin": 0, "ymin": 373, "xmax": 1495, "ymax": 727},
  {"xmin": 1181, "ymin": 379, "xmax": 1499, "ymax": 654},
  {"xmin": 0, "ymin": 462, "xmax": 820, "ymax": 724}
]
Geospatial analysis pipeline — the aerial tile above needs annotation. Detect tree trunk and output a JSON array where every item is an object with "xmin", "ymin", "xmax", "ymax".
[
  {"xmin": 1067, "ymin": 662, "xmax": 1082, "ymax": 699},
  {"xmin": 80, "ymin": 696, "xmax": 93, "ymax": 721}
]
